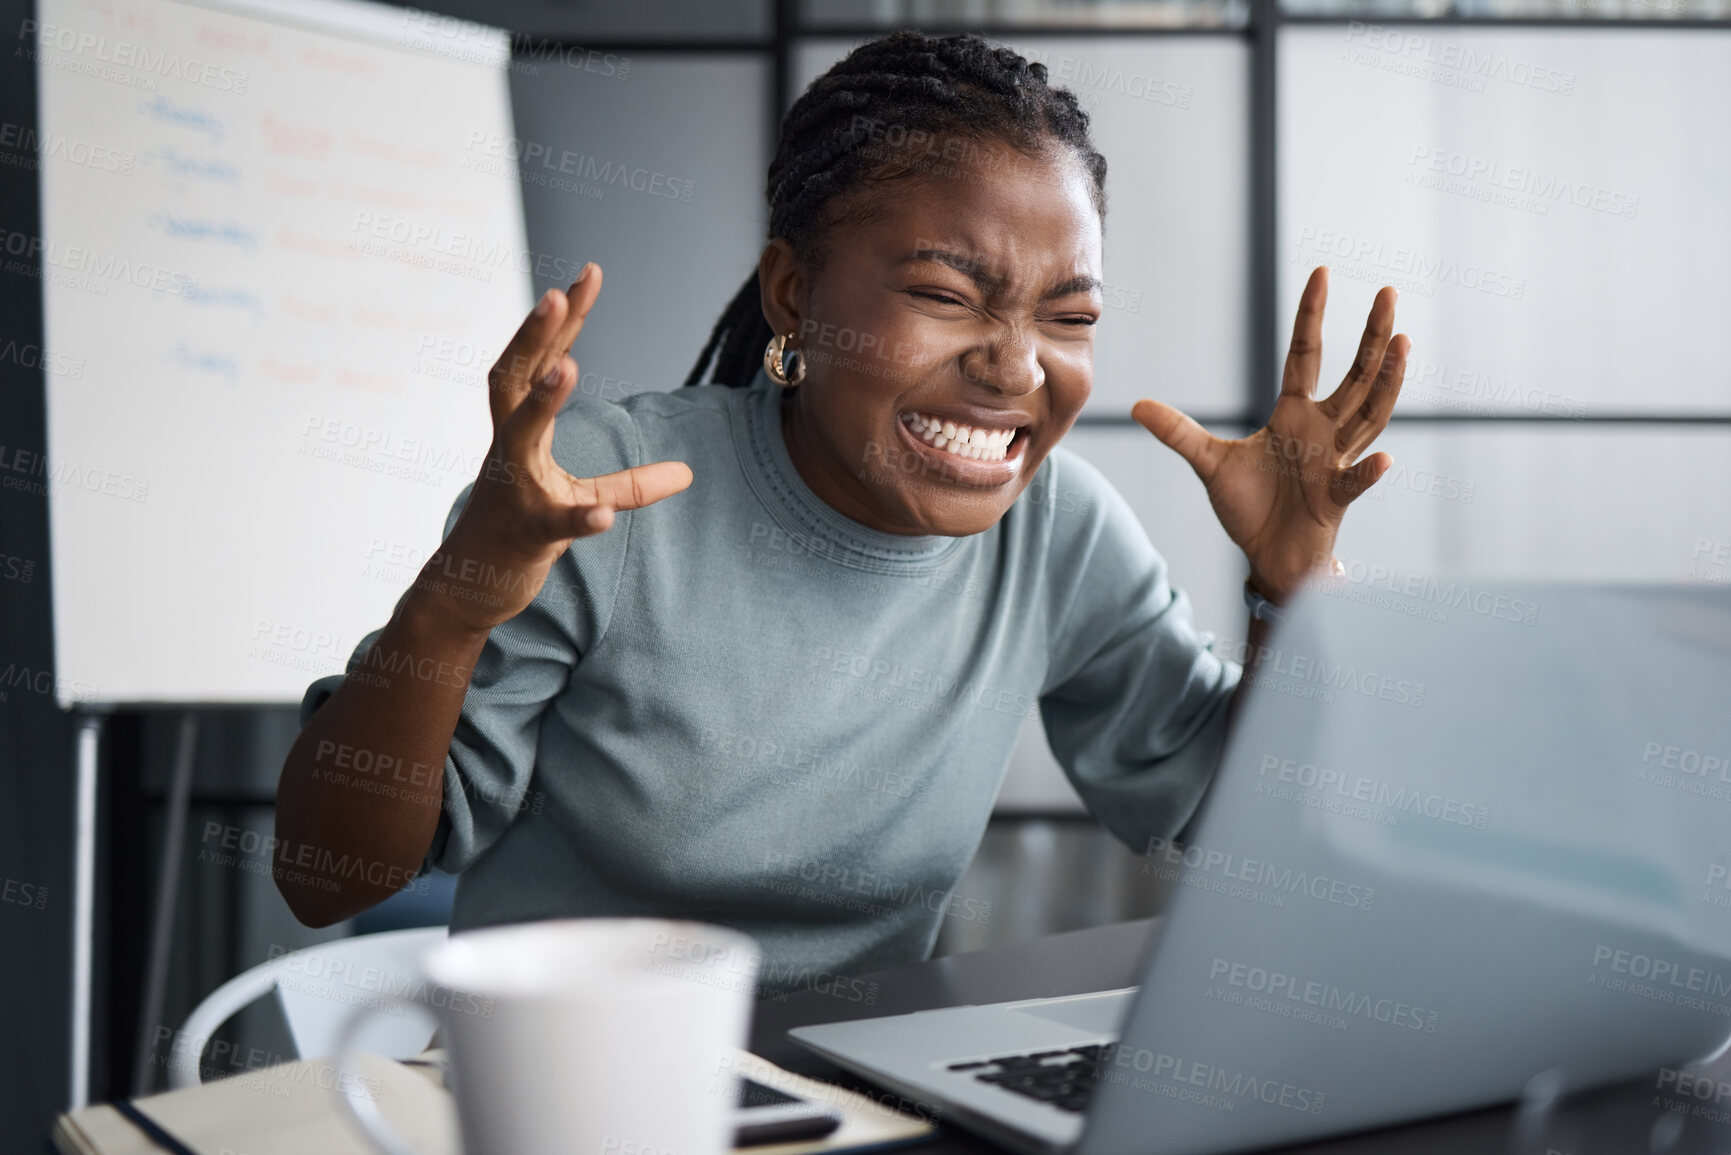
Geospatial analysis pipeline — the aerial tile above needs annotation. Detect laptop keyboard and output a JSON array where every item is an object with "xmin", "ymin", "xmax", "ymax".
[{"xmin": 947, "ymin": 1043, "xmax": 1109, "ymax": 1114}]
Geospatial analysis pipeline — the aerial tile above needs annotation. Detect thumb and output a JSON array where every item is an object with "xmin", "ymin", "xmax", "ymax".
[
  {"xmin": 1331, "ymin": 451, "xmax": 1391, "ymax": 508},
  {"xmin": 1131, "ymin": 399, "xmax": 1218, "ymax": 481},
  {"xmin": 559, "ymin": 503, "xmax": 616, "ymax": 540}
]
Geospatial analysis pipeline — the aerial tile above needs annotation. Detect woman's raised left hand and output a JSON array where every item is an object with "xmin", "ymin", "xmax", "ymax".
[{"xmin": 1132, "ymin": 266, "xmax": 1410, "ymax": 603}]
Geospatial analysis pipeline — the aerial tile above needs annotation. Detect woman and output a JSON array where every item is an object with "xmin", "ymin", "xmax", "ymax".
[{"xmin": 275, "ymin": 33, "xmax": 1408, "ymax": 991}]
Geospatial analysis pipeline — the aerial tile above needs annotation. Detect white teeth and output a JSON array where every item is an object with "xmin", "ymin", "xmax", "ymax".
[{"xmin": 903, "ymin": 411, "xmax": 1019, "ymax": 465}]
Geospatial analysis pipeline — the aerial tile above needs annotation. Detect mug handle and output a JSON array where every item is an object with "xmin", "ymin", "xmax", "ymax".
[{"xmin": 329, "ymin": 995, "xmax": 441, "ymax": 1155}]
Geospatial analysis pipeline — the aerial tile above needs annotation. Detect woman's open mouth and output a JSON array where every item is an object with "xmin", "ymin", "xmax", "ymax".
[{"xmin": 896, "ymin": 410, "xmax": 1029, "ymax": 484}]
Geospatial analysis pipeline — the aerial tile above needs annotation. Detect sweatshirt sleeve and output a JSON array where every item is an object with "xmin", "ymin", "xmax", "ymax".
[
  {"xmin": 1034, "ymin": 448, "xmax": 1243, "ymax": 853},
  {"xmin": 296, "ymin": 390, "xmax": 640, "ymax": 873}
]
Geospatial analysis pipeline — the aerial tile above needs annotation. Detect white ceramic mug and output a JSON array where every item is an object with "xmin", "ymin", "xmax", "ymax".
[{"xmin": 333, "ymin": 918, "xmax": 761, "ymax": 1155}]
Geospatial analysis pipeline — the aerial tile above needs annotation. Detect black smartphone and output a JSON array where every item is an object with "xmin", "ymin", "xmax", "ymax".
[{"xmin": 733, "ymin": 1077, "xmax": 844, "ymax": 1146}]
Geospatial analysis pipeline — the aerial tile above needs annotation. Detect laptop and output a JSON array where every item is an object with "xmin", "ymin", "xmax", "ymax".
[{"xmin": 791, "ymin": 581, "xmax": 1731, "ymax": 1155}]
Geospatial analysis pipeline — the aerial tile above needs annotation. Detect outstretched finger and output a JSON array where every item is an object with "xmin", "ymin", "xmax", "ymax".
[
  {"xmin": 486, "ymin": 264, "xmax": 602, "ymax": 429},
  {"xmin": 1330, "ymin": 451, "xmax": 1391, "ymax": 508},
  {"xmin": 1319, "ymin": 286, "xmax": 1397, "ymax": 421},
  {"xmin": 1280, "ymin": 267, "xmax": 1329, "ymax": 400},
  {"xmin": 572, "ymin": 460, "xmax": 695, "ymax": 514},
  {"xmin": 1132, "ymin": 398, "xmax": 1223, "ymax": 483},
  {"xmin": 535, "ymin": 263, "xmax": 604, "ymax": 385},
  {"xmin": 488, "ymin": 287, "xmax": 570, "ymax": 430},
  {"xmin": 1338, "ymin": 333, "xmax": 1410, "ymax": 459},
  {"xmin": 497, "ymin": 352, "xmax": 576, "ymax": 462},
  {"xmin": 546, "ymin": 502, "xmax": 617, "ymax": 541}
]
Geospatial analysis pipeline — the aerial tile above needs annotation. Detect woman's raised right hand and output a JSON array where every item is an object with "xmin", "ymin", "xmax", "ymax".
[{"xmin": 414, "ymin": 264, "xmax": 693, "ymax": 635}]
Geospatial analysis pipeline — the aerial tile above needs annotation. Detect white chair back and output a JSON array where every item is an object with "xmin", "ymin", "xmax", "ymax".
[{"xmin": 168, "ymin": 926, "xmax": 447, "ymax": 1089}]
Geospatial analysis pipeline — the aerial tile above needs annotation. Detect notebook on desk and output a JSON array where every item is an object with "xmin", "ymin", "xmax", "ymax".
[{"xmin": 52, "ymin": 1049, "xmax": 934, "ymax": 1155}]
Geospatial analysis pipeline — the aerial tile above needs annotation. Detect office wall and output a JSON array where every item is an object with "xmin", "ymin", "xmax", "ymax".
[
  {"xmin": 400, "ymin": 0, "xmax": 770, "ymax": 39},
  {"xmin": 508, "ymin": 54, "xmax": 771, "ymax": 395},
  {"xmin": 1282, "ymin": 27, "xmax": 1731, "ymax": 590}
]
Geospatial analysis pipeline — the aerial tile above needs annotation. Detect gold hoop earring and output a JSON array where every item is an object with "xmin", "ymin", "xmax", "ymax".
[{"xmin": 763, "ymin": 332, "xmax": 805, "ymax": 388}]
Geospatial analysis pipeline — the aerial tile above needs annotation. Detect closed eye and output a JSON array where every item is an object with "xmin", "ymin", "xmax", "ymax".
[{"xmin": 908, "ymin": 290, "xmax": 970, "ymax": 308}]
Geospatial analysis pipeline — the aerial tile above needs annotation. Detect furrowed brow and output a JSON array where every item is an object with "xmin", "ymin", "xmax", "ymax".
[
  {"xmin": 1042, "ymin": 274, "xmax": 1103, "ymax": 301},
  {"xmin": 904, "ymin": 248, "xmax": 1005, "ymax": 294}
]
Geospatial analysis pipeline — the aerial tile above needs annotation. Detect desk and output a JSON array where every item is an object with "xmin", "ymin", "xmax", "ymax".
[{"xmin": 752, "ymin": 918, "xmax": 1716, "ymax": 1155}]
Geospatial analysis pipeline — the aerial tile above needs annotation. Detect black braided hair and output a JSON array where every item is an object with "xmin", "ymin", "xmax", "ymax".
[{"xmin": 682, "ymin": 31, "xmax": 1108, "ymax": 389}]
